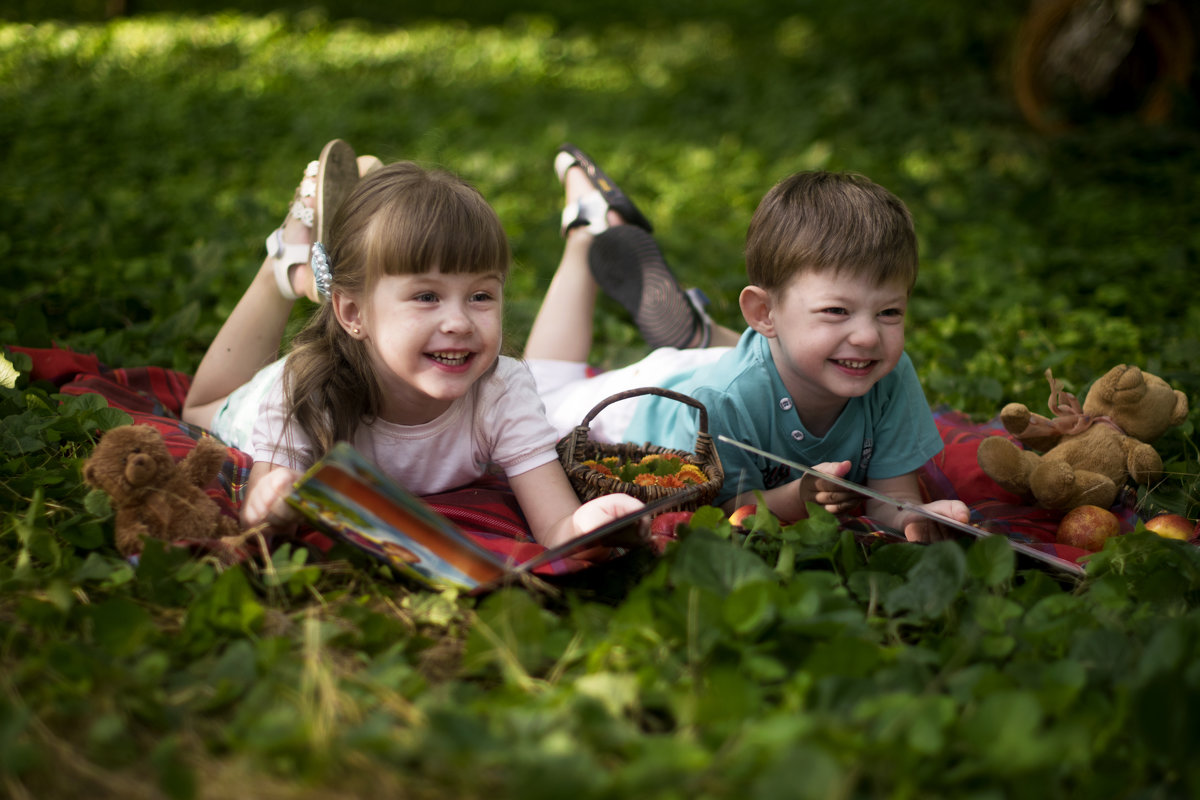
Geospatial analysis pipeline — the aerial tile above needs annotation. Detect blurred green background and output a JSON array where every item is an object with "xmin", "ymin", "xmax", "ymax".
[{"xmin": 3, "ymin": 0, "xmax": 1198, "ymax": 419}]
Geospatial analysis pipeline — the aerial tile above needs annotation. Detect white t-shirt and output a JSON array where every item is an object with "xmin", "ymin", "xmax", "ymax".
[{"xmin": 219, "ymin": 356, "xmax": 560, "ymax": 496}]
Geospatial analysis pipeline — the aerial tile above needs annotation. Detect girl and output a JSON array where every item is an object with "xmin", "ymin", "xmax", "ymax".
[{"xmin": 182, "ymin": 140, "xmax": 643, "ymax": 548}]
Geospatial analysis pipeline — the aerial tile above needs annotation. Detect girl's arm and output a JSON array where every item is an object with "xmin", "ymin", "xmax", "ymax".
[
  {"xmin": 866, "ymin": 471, "xmax": 969, "ymax": 543},
  {"xmin": 241, "ymin": 460, "xmax": 304, "ymax": 531},
  {"xmin": 507, "ymin": 461, "xmax": 646, "ymax": 548}
]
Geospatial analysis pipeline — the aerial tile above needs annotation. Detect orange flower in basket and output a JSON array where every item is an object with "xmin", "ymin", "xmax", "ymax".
[{"xmin": 582, "ymin": 459, "xmax": 614, "ymax": 477}]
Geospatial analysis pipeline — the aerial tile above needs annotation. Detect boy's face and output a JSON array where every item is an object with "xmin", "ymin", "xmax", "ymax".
[{"xmin": 755, "ymin": 269, "xmax": 909, "ymax": 417}]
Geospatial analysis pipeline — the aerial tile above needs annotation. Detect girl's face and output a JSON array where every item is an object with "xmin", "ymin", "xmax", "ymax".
[{"xmin": 336, "ymin": 268, "xmax": 504, "ymax": 425}]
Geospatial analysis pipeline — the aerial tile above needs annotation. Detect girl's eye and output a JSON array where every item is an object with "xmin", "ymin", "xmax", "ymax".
[
  {"xmin": 822, "ymin": 307, "xmax": 849, "ymax": 316},
  {"xmin": 880, "ymin": 307, "xmax": 905, "ymax": 319},
  {"xmin": 472, "ymin": 292, "xmax": 495, "ymax": 302},
  {"xmin": 414, "ymin": 292, "xmax": 438, "ymax": 303}
]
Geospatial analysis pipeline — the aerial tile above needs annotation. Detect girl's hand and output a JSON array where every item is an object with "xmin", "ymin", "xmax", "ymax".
[
  {"xmin": 241, "ymin": 464, "xmax": 303, "ymax": 531},
  {"xmin": 894, "ymin": 499, "xmax": 970, "ymax": 543},
  {"xmin": 572, "ymin": 492, "xmax": 647, "ymax": 540}
]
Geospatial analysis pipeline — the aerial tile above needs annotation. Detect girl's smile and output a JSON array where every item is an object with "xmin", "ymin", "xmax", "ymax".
[{"xmin": 337, "ymin": 268, "xmax": 505, "ymax": 425}]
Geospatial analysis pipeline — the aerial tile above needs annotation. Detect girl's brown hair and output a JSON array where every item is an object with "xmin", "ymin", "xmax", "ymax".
[
  {"xmin": 745, "ymin": 170, "xmax": 918, "ymax": 293},
  {"xmin": 277, "ymin": 162, "xmax": 510, "ymax": 461}
]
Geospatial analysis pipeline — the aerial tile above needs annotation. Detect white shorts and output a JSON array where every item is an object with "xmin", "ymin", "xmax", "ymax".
[{"xmin": 527, "ymin": 346, "xmax": 730, "ymax": 443}]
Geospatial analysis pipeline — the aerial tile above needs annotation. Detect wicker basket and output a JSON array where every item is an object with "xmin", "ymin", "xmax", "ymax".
[{"xmin": 556, "ymin": 387, "xmax": 724, "ymax": 510}]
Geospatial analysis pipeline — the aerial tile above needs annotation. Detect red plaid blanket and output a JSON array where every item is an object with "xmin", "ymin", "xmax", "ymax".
[
  {"xmin": 14, "ymin": 345, "xmax": 596, "ymax": 577},
  {"xmin": 15, "ymin": 344, "xmax": 1152, "ymax": 577}
]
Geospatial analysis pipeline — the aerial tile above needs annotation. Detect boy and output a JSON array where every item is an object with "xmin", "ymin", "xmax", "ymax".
[{"xmin": 524, "ymin": 145, "xmax": 968, "ymax": 542}]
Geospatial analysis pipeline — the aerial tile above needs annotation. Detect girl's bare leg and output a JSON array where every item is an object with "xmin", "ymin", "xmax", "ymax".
[{"xmin": 181, "ymin": 146, "xmax": 372, "ymax": 429}]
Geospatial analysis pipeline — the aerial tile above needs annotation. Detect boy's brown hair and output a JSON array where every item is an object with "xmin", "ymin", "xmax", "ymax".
[{"xmin": 745, "ymin": 170, "xmax": 918, "ymax": 292}]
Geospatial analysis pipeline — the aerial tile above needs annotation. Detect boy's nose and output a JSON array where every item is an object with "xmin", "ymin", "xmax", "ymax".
[{"xmin": 848, "ymin": 320, "xmax": 881, "ymax": 347}]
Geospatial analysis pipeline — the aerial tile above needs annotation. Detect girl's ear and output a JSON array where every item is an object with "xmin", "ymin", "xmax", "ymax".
[
  {"xmin": 739, "ymin": 285, "xmax": 776, "ymax": 338},
  {"xmin": 331, "ymin": 293, "xmax": 365, "ymax": 339}
]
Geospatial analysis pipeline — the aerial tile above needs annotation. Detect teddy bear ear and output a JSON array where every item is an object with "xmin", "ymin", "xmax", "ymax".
[
  {"xmin": 1170, "ymin": 391, "xmax": 1189, "ymax": 426},
  {"xmin": 82, "ymin": 459, "xmax": 99, "ymax": 488}
]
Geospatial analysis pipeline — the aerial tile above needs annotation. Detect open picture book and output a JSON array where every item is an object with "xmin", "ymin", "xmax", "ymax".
[{"xmin": 285, "ymin": 443, "xmax": 700, "ymax": 593}]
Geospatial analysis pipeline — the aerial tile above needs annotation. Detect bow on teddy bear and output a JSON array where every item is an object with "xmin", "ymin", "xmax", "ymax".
[{"xmin": 976, "ymin": 365, "xmax": 1189, "ymax": 512}]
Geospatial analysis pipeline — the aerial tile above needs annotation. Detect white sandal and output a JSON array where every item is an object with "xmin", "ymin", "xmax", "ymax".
[{"xmin": 266, "ymin": 139, "xmax": 358, "ymax": 301}]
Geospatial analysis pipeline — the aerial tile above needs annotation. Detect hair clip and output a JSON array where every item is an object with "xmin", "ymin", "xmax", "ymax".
[{"xmin": 311, "ymin": 241, "xmax": 333, "ymax": 300}]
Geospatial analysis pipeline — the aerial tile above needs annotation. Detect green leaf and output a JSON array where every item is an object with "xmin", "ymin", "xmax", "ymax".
[
  {"xmin": 89, "ymin": 596, "xmax": 155, "ymax": 656},
  {"xmin": 966, "ymin": 533, "xmax": 1015, "ymax": 588},
  {"xmin": 723, "ymin": 580, "xmax": 778, "ymax": 638},
  {"xmin": 957, "ymin": 690, "xmax": 1047, "ymax": 771},
  {"xmin": 883, "ymin": 542, "xmax": 967, "ymax": 620},
  {"xmin": 670, "ymin": 528, "xmax": 775, "ymax": 597}
]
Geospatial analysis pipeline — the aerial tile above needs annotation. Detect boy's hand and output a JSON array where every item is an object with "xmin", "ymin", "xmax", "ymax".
[
  {"xmin": 894, "ymin": 499, "xmax": 971, "ymax": 543},
  {"xmin": 799, "ymin": 460, "xmax": 861, "ymax": 515}
]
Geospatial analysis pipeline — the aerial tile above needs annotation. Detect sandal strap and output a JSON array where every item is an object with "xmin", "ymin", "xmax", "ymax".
[
  {"xmin": 685, "ymin": 288, "xmax": 714, "ymax": 349},
  {"xmin": 265, "ymin": 228, "xmax": 310, "ymax": 301},
  {"xmin": 560, "ymin": 189, "xmax": 611, "ymax": 236}
]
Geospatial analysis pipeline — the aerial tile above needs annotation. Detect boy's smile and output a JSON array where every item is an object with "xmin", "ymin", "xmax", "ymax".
[{"xmin": 753, "ymin": 270, "xmax": 908, "ymax": 433}]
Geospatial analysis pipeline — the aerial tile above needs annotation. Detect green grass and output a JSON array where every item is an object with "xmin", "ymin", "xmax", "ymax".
[{"xmin": 3, "ymin": 2, "xmax": 1200, "ymax": 796}]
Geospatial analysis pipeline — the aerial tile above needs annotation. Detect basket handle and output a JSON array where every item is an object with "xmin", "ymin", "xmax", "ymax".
[{"xmin": 578, "ymin": 386, "xmax": 709, "ymax": 434}]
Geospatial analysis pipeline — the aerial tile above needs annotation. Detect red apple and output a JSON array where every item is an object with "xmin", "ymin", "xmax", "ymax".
[
  {"xmin": 650, "ymin": 511, "xmax": 693, "ymax": 540},
  {"xmin": 1056, "ymin": 505, "xmax": 1121, "ymax": 551},
  {"xmin": 728, "ymin": 504, "xmax": 758, "ymax": 528},
  {"xmin": 1143, "ymin": 513, "xmax": 1196, "ymax": 541}
]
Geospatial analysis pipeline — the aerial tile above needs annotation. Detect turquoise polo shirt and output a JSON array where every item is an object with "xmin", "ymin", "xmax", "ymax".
[{"xmin": 622, "ymin": 329, "xmax": 943, "ymax": 505}]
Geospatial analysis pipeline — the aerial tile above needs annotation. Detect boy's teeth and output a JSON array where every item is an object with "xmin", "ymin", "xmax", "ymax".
[{"xmin": 837, "ymin": 359, "xmax": 871, "ymax": 369}]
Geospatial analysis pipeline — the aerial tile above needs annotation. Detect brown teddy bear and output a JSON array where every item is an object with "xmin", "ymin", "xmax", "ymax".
[
  {"xmin": 977, "ymin": 365, "xmax": 1189, "ymax": 511},
  {"xmin": 83, "ymin": 424, "xmax": 244, "ymax": 557}
]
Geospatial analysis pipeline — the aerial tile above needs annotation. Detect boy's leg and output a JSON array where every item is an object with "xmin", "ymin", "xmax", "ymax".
[
  {"xmin": 550, "ymin": 144, "xmax": 740, "ymax": 351},
  {"xmin": 523, "ymin": 161, "xmax": 612, "ymax": 363},
  {"xmin": 181, "ymin": 140, "xmax": 361, "ymax": 429},
  {"xmin": 589, "ymin": 226, "xmax": 741, "ymax": 349}
]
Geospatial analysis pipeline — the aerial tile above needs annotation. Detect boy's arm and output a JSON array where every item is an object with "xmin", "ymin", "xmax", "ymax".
[
  {"xmin": 865, "ymin": 471, "xmax": 969, "ymax": 543},
  {"xmin": 723, "ymin": 461, "xmax": 860, "ymax": 521}
]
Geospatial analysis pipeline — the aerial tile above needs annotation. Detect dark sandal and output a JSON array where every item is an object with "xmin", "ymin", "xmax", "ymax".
[
  {"xmin": 555, "ymin": 143, "xmax": 654, "ymax": 234},
  {"xmin": 588, "ymin": 225, "xmax": 712, "ymax": 350}
]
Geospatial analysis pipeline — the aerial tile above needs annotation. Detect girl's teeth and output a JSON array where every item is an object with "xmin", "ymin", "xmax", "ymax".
[
  {"xmin": 837, "ymin": 359, "xmax": 870, "ymax": 369},
  {"xmin": 430, "ymin": 352, "xmax": 469, "ymax": 366}
]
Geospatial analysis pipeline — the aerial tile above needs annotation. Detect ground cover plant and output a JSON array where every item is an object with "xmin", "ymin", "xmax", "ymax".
[{"xmin": 3, "ymin": 0, "xmax": 1200, "ymax": 796}]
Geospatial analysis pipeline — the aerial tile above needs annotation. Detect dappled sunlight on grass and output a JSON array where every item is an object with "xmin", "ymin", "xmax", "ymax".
[{"xmin": 2, "ymin": 6, "xmax": 1197, "ymax": 404}]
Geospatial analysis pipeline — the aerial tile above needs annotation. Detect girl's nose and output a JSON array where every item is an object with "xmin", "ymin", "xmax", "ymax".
[{"xmin": 440, "ymin": 301, "xmax": 473, "ymax": 333}]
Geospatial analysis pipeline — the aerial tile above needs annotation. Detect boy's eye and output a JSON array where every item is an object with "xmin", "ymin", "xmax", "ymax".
[
  {"xmin": 880, "ymin": 307, "xmax": 905, "ymax": 319},
  {"xmin": 822, "ymin": 307, "xmax": 849, "ymax": 316},
  {"xmin": 471, "ymin": 291, "xmax": 495, "ymax": 302}
]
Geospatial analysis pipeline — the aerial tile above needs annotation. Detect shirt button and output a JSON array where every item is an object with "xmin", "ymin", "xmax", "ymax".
[
  {"xmin": 779, "ymin": 397, "xmax": 793, "ymax": 411},
  {"xmin": 791, "ymin": 430, "xmax": 805, "ymax": 441}
]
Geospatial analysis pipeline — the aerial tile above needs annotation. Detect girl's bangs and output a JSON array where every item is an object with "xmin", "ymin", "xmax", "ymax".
[{"xmin": 369, "ymin": 188, "xmax": 510, "ymax": 280}]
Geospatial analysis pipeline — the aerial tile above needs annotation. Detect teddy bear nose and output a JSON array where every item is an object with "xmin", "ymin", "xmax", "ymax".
[{"xmin": 124, "ymin": 453, "xmax": 156, "ymax": 486}]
